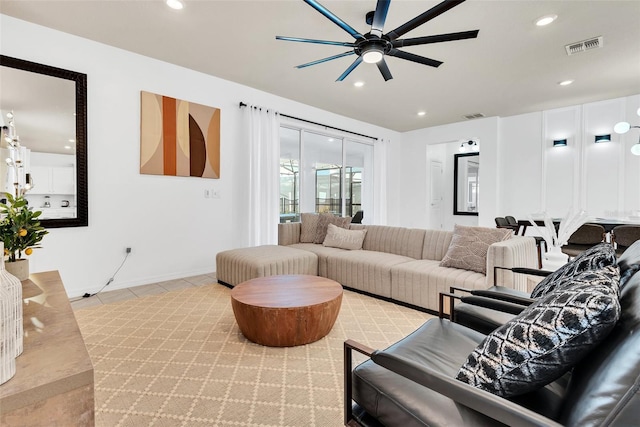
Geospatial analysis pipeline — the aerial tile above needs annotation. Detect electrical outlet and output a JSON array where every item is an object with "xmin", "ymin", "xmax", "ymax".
[
  {"xmin": 126, "ymin": 247, "xmax": 132, "ymax": 254},
  {"xmin": 211, "ymin": 189, "xmax": 220, "ymax": 199}
]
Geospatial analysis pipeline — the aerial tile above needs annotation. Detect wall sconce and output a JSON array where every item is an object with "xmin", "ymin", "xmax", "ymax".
[
  {"xmin": 459, "ymin": 140, "xmax": 479, "ymax": 152},
  {"xmin": 553, "ymin": 139, "xmax": 568, "ymax": 147},
  {"xmin": 614, "ymin": 115, "xmax": 640, "ymax": 156},
  {"xmin": 594, "ymin": 134, "xmax": 611, "ymax": 143}
]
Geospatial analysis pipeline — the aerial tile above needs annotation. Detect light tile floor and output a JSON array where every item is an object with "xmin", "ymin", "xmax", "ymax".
[{"xmin": 69, "ymin": 273, "xmax": 218, "ymax": 311}]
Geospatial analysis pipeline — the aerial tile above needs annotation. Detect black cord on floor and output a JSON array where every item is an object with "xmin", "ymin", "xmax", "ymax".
[{"xmin": 82, "ymin": 251, "xmax": 130, "ymax": 298}]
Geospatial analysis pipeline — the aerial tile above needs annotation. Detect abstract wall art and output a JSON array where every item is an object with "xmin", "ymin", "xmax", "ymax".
[{"xmin": 140, "ymin": 91, "xmax": 220, "ymax": 178}]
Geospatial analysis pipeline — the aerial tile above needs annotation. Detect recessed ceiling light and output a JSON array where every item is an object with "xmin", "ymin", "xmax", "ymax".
[
  {"xmin": 353, "ymin": 81, "xmax": 364, "ymax": 88},
  {"xmin": 68, "ymin": 138, "xmax": 75, "ymax": 143},
  {"xmin": 559, "ymin": 80, "xmax": 574, "ymax": 86},
  {"xmin": 417, "ymin": 111, "xmax": 426, "ymax": 116},
  {"xmin": 166, "ymin": 0, "xmax": 184, "ymax": 10},
  {"xmin": 535, "ymin": 14, "xmax": 557, "ymax": 26},
  {"xmin": 64, "ymin": 145, "xmax": 72, "ymax": 150}
]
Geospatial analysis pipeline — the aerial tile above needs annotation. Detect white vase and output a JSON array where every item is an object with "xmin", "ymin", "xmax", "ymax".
[
  {"xmin": 542, "ymin": 245, "xmax": 569, "ymax": 271},
  {"xmin": 0, "ymin": 243, "xmax": 17, "ymax": 384},
  {"xmin": 0, "ymin": 246, "xmax": 23, "ymax": 356}
]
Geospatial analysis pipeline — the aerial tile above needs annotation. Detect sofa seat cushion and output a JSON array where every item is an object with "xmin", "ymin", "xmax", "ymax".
[
  {"xmin": 216, "ymin": 245, "xmax": 318, "ymax": 286},
  {"xmin": 288, "ymin": 243, "xmax": 348, "ymax": 277},
  {"xmin": 353, "ymin": 319, "xmax": 566, "ymax": 427},
  {"xmin": 390, "ymin": 260, "xmax": 486, "ymax": 312},
  {"xmin": 325, "ymin": 250, "xmax": 415, "ymax": 298}
]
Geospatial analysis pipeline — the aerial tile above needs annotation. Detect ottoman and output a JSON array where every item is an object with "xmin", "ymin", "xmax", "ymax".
[{"xmin": 216, "ymin": 245, "xmax": 318, "ymax": 286}]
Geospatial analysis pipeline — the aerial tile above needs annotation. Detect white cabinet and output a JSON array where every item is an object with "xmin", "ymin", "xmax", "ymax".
[{"xmin": 30, "ymin": 166, "xmax": 75, "ymax": 195}]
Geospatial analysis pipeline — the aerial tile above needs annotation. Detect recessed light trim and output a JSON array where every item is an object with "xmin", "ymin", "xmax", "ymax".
[
  {"xmin": 535, "ymin": 14, "xmax": 557, "ymax": 26},
  {"xmin": 166, "ymin": 0, "xmax": 184, "ymax": 10},
  {"xmin": 559, "ymin": 80, "xmax": 574, "ymax": 86},
  {"xmin": 417, "ymin": 111, "xmax": 426, "ymax": 116},
  {"xmin": 353, "ymin": 81, "xmax": 364, "ymax": 88}
]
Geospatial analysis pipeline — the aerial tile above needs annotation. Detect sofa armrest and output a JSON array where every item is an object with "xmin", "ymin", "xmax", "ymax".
[
  {"xmin": 370, "ymin": 349, "xmax": 562, "ymax": 427},
  {"xmin": 278, "ymin": 222, "xmax": 301, "ymax": 246},
  {"xmin": 486, "ymin": 236, "xmax": 538, "ymax": 292}
]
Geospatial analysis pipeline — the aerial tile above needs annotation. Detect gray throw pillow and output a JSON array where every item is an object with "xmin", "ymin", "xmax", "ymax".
[
  {"xmin": 300, "ymin": 213, "xmax": 319, "ymax": 243},
  {"xmin": 530, "ymin": 243, "xmax": 616, "ymax": 299},
  {"xmin": 323, "ymin": 224, "xmax": 367, "ymax": 250},
  {"xmin": 314, "ymin": 213, "xmax": 351, "ymax": 244},
  {"xmin": 439, "ymin": 225, "xmax": 512, "ymax": 274},
  {"xmin": 456, "ymin": 265, "xmax": 621, "ymax": 398}
]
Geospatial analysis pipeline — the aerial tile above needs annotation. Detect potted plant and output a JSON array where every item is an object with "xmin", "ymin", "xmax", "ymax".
[{"xmin": 0, "ymin": 192, "xmax": 48, "ymax": 280}]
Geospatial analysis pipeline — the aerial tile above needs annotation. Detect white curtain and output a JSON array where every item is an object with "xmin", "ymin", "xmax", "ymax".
[
  {"xmin": 248, "ymin": 107, "xmax": 281, "ymax": 246},
  {"xmin": 373, "ymin": 138, "xmax": 389, "ymax": 225}
]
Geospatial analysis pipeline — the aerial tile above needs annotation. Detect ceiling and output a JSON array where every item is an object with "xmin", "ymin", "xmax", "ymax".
[{"xmin": 1, "ymin": 0, "xmax": 640, "ymax": 132}]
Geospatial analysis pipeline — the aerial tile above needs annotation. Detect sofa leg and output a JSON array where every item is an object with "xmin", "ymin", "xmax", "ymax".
[{"xmin": 344, "ymin": 340, "xmax": 374, "ymax": 426}]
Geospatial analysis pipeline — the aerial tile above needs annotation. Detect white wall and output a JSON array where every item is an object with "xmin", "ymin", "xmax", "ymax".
[
  {"xmin": 1, "ymin": 15, "xmax": 400, "ymax": 297},
  {"xmin": 397, "ymin": 94, "xmax": 640, "ymax": 232},
  {"xmin": 399, "ymin": 117, "xmax": 500, "ymax": 229}
]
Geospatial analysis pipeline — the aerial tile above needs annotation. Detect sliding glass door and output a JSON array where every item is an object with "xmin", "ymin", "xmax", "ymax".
[{"xmin": 279, "ymin": 126, "xmax": 373, "ymax": 223}]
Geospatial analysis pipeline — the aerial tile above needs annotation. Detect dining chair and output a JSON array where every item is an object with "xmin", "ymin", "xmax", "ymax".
[{"xmin": 612, "ymin": 225, "xmax": 640, "ymax": 256}]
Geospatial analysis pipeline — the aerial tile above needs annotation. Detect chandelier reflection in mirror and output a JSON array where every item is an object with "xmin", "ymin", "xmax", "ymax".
[{"xmin": 1, "ymin": 111, "xmax": 33, "ymax": 197}]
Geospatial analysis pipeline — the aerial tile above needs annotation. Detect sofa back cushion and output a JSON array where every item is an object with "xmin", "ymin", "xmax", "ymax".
[
  {"xmin": 361, "ymin": 225, "xmax": 425, "ymax": 259},
  {"xmin": 421, "ymin": 229, "xmax": 454, "ymax": 261}
]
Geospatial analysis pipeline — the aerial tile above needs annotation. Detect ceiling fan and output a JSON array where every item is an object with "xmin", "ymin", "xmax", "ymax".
[{"xmin": 276, "ymin": 0, "xmax": 479, "ymax": 82}]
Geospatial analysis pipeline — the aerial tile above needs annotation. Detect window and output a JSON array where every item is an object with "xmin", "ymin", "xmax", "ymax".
[{"xmin": 279, "ymin": 126, "xmax": 373, "ymax": 223}]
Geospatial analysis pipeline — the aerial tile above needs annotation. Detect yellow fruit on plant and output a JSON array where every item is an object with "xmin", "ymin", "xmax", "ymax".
[
  {"xmin": 3, "ymin": 249, "xmax": 8, "ymax": 256},
  {"xmin": 25, "ymin": 248, "xmax": 33, "ymax": 256},
  {"xmin": 18, "ymin": 228, "xmax": 27, "ymax": 237}
]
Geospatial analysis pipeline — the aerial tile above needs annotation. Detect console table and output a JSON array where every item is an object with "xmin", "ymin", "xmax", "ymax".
[{"xmin": 0, "ymin": 270, "xmax": 94, "ymax": 426}]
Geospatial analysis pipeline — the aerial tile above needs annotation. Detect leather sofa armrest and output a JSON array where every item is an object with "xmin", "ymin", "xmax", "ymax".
[
  {"xmin": 468, "ymin": 290, "xmax": 535, "ymax": 307},
  {"xmin": 459, "ymin": 295, "xmax": 527, "ymax": 315},
  {"xmin": 370, "ymin": 350, "xmax": 562, "ymax": 427},
  {"xmin": 278, "ymin": 222, "xmax": 301, "ymax": 246}
]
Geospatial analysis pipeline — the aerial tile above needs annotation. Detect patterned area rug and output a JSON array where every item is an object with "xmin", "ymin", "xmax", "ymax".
[{"xmin": 75, "ymin": 283, "xmax": 432, "ymax": 426}]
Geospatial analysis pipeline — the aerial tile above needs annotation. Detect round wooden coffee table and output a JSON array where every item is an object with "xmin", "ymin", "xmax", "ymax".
[{"xmin": 230, "ymin": 275, "xmax": 343, "ymax": 347}]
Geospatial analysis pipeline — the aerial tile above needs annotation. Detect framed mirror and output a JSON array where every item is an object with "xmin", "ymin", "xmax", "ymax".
[
  {"xmin": 0, "ymin": 55, "xmax": 88, "ymax": 228},
  {"xmin": 454, "ymin": 152, "xmax": 479, "ymax": 215}
]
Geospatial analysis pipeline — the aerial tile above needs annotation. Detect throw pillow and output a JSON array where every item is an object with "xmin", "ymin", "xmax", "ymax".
[
  {"xmin": 530, "ymin": 242, "xmax": 616, "ymax": 299},
  {"xmin": 617, "ymin": 240, "xmax": 640, "ymax": 288},
  {"xmin": 300, "ymin": 213, "xmax": 320, "ymax": 243},
  {"xmin": 439, "ymin": 225, "xmax": 512, "ymax": 274},
  {"xmin": 323, "ymin": 224, "xmax": 367, "ymax": 250},
  {"xmin": 456, "ymin": 265, "xmax": 621, "ymax": 398},
  {"xmin": 314, "ymin": 213, "xmax": 352, "ymax": 244}
]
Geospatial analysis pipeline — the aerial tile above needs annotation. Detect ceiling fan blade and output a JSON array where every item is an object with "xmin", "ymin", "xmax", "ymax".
[
  {"xmin": 276, "ymin": 36, "xmax": 356, "ymax": 47},
  {"xmin": 387, "ymin": 48, "xmax": 443, "ymax": 68},
  {"xmin": 370, "ymin": 0, "xmax": 391, "ymax": 37},
  {"xmin": 392, "ymin": 30, "xmax": 479, "ymax": 48},
  {"xmin": 336, "ymin": 56, "xmax": 363, "ymax": 81},
  {"xmin": 303, "ymin": 0, "xmax": 365, "ymax": 40},
  {"xmin": 296, "ymin": 51, "xmax": 356, "ymax": 69},
  {"xmin": 376, "ymin": 58, "xmax": 393, "ymax": 81},
  {"xmin": 386, "ymin": 0, "xmax": 467, "ymax": 40}
]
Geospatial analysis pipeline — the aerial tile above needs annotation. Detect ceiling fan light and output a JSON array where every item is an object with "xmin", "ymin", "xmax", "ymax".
[
  {"xmin": 614, "ymin": 121, "xmax": 631, "ymax": 134},
  {"xmin": 362, "ymin": 49, "xmax": 383, "ymax": 64}
]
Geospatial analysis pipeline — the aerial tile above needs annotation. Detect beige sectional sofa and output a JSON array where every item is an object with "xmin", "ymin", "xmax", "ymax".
[{"xmin": 275, "ymin": 222, "xmax": 537, "ymax": 313}]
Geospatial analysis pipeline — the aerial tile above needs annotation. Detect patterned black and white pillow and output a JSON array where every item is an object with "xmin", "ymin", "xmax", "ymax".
[
  {"xmin": 530, "ymin": 243, "xmax": 616, "ymax": 299},
  {"xmin": 456, "ymin": 265, "xmax": 621, "ymax": 398}
]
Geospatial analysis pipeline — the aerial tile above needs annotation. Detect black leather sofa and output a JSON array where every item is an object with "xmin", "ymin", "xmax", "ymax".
[{"xmin": 344, "ymin": 265, "xmax": 640, "ymax": 426}]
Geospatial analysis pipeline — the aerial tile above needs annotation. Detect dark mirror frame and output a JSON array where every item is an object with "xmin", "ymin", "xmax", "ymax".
[
  {"xmin": 453, "ymin": 152, "xmax": 479, "ymax": 216},
  {"xmin": 0, "ymin": 55, "xmax": 88, "ymax": 228}
]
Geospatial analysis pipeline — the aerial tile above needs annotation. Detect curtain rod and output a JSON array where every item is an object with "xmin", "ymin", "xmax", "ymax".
[{"xmin": 238, "ymin": 102, "xmax": 378, "ymax": 141}]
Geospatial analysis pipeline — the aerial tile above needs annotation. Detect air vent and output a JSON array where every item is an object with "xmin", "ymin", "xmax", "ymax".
[
  {"xmin": 463, "ymin": 113, "xmax": 485, "ymax": 120},
  {"xmin": 565, "ymin": 36, "xmax": 603, "ymax": 56}
]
